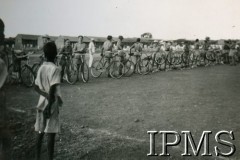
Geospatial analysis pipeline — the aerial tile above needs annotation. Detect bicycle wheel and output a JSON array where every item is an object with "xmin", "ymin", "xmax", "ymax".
[
  {"xmin": 32, "ymin": 63, "xmax": 40, "ymax": 77},
  {"xmin": 6, "ymin": 64, "xmax": 15, "ymax": 84},
  {"xmin": 138, "ymin": 58, "xmax": 152, "ymax": 75},
  {"xmin": 80, "ymin": 63, "xmax": 89, "ymax": 83},
  {"xmin": 155, "ymin": 52, "xmax": 166, "ymax": 65},
  {"xmin": 206, "ymin": 51, "xmax": 216, "ymax": 61},
  {"xmin": 171, "ymin": 52, "xmax": 182, "ymax": 65},
  {"xmin": 91, "ymin": 60, "xmax": 103, "ymax": 78},
  {"xmin": 109, "ymin": 61, "xmax": 124, "ymax": 78},
  {"xmin": 123, "ymin": 60, "xmax": 135, "ymax": 77},
  {"xmin": 65, "ymin": 63, "xmax": 78, "ymax": 85},
  {"xmin": 181, "ymin": 53, "xmax": 189, "ymax": 64},
  {"xmin": 21, "ymin": 65, "xmax": 35, "ymax": 87}
]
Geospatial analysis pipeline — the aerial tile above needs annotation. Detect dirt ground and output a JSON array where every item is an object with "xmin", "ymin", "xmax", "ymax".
[{"xmin": 2, "ymin": 63, "xmax": 240, "ymax": 160}]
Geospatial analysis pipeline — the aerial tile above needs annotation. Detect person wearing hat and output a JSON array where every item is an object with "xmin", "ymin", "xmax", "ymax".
[
  {"xmin": 101, "ymin": 35, "xmax": 114, "ymax": 77},
  {"xmin": 151, "ymin": 40, "xmax": 161, "ymax": 71},
  {"xmin": 59, "ymin": 39, "xmax": 72, "ymax": 81},
  {"xmin": 194, "ymin": 39, "xmax": 201, "ymax": 66},
  {"xmin": 88, "ymin": 38, "xmax": 95, "ymax": 68},
  {"xmin": 38, "ymin": 34, "xmax": 51, "ymax": 60},
  {"xmin": 202, "ymin": 36, "xmax": 211, "ymax": 66},
  {"xmin": 42, "ymin": 34, "xmax": 51, "ymax": 44},
  {"xmin": 222, "ymin": 40, "xmax": 230, "ymax": 64},
  {"xmin": 130, "ymin": 38, "xmax": 143, "ymax": 72},
  {"xmin": 229, "ymin": 41, "xmax": 237, "ymax": 65},
  {"xmin": 117, "ymin": 35, "xmax": 125, "ymax": 74},
  {"xmin": 73, "ymin": 35, "xmax": 87, "ymax": 70},
  {"xmin": 182, "ymin": 41, "xmax": 191, "ymax": 68},
  {"xmin": 163, "ymin": 41, "xmax": 173, "ymax": 71}
]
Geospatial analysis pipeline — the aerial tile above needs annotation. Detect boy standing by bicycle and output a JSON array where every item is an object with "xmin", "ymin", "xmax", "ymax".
[
  {"xmin": 117, "ymin": 35, "xmax": 125, "ymax": 75},
  {"xmin": 182, "ymin": 41, "xmax": 191, "ymax": 68},
  {"xmin": 203, "ymin": 37, "xmax": 211, "ymax": 66},
  {"xmin": 59, "ymin": 39, "xmax": 72, "ymax": 82},
  {"xmin": 88, "ymin": 38, "xmax": 95, "ymax": 68},
  {"xmin": 73, "ymin": 35, "xmax": 87, "ymax": 68},
  {"xmin": 130, "ymin": 38, "xmax": 142, "ymax": 73},
  {"xmin": 151, "ymin": 40, "xmax": 161, "ymax": 71},
  {"xmin": 34, "ymin": 42, "xmax": 63, "ymax": 160},
  {"xmin": 194, "ymin": 39, "xmax": 201, "ymax": 66},
  {"xmin": 101, "ymin": 35, "xmax": 113, "ymax": 77}
]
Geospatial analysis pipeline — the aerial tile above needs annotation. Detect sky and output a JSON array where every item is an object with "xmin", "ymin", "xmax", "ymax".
[{"xmin": 0, "ymin": 0, "xmax": 240, "ymax": 40}]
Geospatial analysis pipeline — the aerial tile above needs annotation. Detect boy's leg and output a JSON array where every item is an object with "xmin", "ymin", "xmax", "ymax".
[
  {"xmin": 135, "ymin": 55, "xmax": 141, "ymax": 72},
  {"xmin": 132, "ymin": 55, "xmax": 137, "ymax": 72},
  {"xmin": 47, "ymin": 133, "xmax": 56, "ymax": 160},
  {"xmin": 203, "ymin": 51, "xmax": 207, "ymax": 66},
  {"xmin": 104, "ymin": 56, "xmax": 111, "ymax": 77},
  {"xmin": 151, "ymin": 53, "xmax": 156, "ymax": 69},
  {"xmin": 119, "ymin": 55, "xmax": 124, "ymax": 75},
  {"xmin": 164, "ymin": 54, "xmax": 167, "ymax": 70},
  {"xmin": 60, "ymin": 58, "xmax": 66, "ymax": 81},
  {"xmin": 80, "ymin": 56, "xmax": 84, "ymax": 73},
  {"xmin": 89, "ymin": 53, "xmax": 93, "ymax": 68},
  {"xmin": 36, "ymin": 132, "xmax": 44, "ymax": 160}
]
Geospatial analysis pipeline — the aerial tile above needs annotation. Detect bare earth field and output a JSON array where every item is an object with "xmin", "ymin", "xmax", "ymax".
[{"xmin": 3, "ymin": 64, "xmax": 240, "ymax": 160}]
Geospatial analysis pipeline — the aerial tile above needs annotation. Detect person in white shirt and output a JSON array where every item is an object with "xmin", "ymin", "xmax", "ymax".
[
  {"xmin": 34, "ymin": 42, "xmax": 63, "ymax": 160},
  {"xmin": 88, "ymin": 38, "xmax": 95, "ymax": 68}
]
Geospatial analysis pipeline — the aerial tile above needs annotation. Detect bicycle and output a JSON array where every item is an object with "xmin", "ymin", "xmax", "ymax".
[
  {"xmin": 7, "ymin": 50, "xmax": 35, "ymax": 87},
  {"xmin": 120, "ymin": 52, "xmax": 135, "ymax": 77},
  {"xmin": 66, "ymin": 52, "xmax": 89, "ymax": 84},
  {"xmin": 56, "ymin": 53, "xmax": 76, "ymax": 85},
  {"xmin": 128, "ymin": 49, "xmax": 154, "ymax": 75},
  {"xmin": 138, "ymin": 51, "xmax": 153, "ymax": 75},
  {"xmin": 91, "ymin": 52, "xmax": 125, "ymax": 78}
]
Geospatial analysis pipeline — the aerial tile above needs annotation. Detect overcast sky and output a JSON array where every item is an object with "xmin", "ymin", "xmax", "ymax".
[{"xmin": 0, "ymin": 0, "xmax": 240, "ymax": 40}]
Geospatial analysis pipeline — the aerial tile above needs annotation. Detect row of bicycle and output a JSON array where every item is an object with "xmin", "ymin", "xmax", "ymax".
[
  {"xmin": 60, "ymin": 48, "xmax": 237, "ymax": 85},
  {"xmin": 4, "ymin": 48, "xmax": 239, "ymax": 87}
]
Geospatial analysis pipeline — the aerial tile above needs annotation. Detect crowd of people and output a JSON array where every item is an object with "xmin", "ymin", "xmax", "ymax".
[{"xmin": 52, "ymin": 35, "xmax": 240, "ymax": 81}]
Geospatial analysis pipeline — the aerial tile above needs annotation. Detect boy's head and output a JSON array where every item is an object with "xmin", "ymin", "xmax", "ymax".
[
  {"xmin": 42, "ymin": 34, "xmax": 51, "ymax": 45},
  {"xmin": 43, "ymin": 42, "xmax": 57, "ymax": 62},
  {"xmin": 107, "ymin": 35, "xmax": 112, "ymax": 41},
  {"xmin": 118, "ymin": 35, "xmax": 124, "ymax": 40},
  {"xmin": 136, "ymin": 38, "xmax": 141, "ymax": 42},
  {"xmin": 78, "ymin": 35, "xmax": 83, "ymax": 43},
  {"xmin": 65, "ymin": 39, "xmax": 70, "ymax": 46}
]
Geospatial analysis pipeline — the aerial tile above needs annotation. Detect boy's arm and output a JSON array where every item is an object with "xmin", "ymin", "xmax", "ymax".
[
  {"xmin": 44, "ymin": 84, "xmax": 62, "ymax": 118},
  {"xmin": 101, "ymin": 47, "xmax": 104, "ymax": 56},
  {"xmin": 51, "ymin": 84, "xmax": 63, "ymax": 106},
  {"xmin": 34, "ymin": 84, "xmax": 49, "ymax": 99}
]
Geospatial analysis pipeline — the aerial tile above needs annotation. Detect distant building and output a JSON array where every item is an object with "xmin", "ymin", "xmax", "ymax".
[
  {"xmin": 12, "ymin": 34, "xmax": 156, "ymax": 51},
  {"xmin": 15, "ymin": 34, "xmax": 40, "ymax": 49},
  {"xmin": 38, "ymin": 35, "xmax": 58, "ymax": 49},
  {"xmin": 4, "ymin": 37, "xmax": 15, "ymax": 49}
]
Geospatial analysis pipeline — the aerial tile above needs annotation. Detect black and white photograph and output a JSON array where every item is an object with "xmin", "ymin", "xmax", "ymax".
[{"xmin": 0, "ymin": 0, "xmax": 240, "ymax": 159}]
